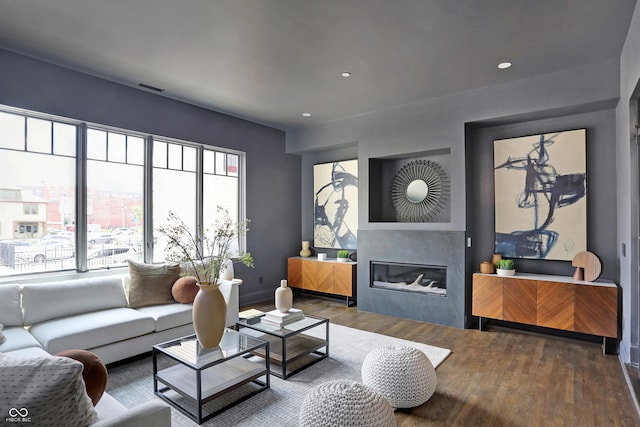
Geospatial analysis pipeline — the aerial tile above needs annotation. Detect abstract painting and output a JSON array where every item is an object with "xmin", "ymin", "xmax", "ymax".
[
  {"xmin": 314, "ymin": 159, "xmax": 358, "ymax": 249},
  {"xmin": 494, "ymin": 129, "xmax": 586, "ymax": 261}
]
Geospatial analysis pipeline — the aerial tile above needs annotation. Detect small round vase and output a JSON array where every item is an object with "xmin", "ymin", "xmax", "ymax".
[
  {"xmin": 275, "ymin": 279, "xmax": 293, "ymax": 313},
  {"xmin": 300, "ymin": 241, "xmax": 311, "ymax": 257},
  {"xmin": 192, "ymin": 283, "xmax": 227, "ymax": 348}
]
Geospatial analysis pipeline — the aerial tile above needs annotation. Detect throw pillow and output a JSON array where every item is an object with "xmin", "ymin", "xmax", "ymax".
[
  {"xmin": 0, "ymin": 354, "xmax": 98, "ymax": 426},
  {"xmin": 127, "ymin": 260, "xmax": 181, "ymax": 308},
  {"xmin": 0, "ymin": 323, "xmax": 5, "ymax": 344},
  {"xmin": 172, "ymin": 276, "xmax": 199, "ymax": 303},
  {"xmin": 56, "ymin": 349, "xmax": 108, "ymax": 406}
]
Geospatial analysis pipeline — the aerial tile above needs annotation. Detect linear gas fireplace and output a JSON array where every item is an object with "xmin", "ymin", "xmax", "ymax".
[
  {"xmin": 371, "ymin": 261, "xmax": 447, "ymax": 296},
  {"xmin": 358, "ymin": 230, "xmax": 465, "ymax": 328}
]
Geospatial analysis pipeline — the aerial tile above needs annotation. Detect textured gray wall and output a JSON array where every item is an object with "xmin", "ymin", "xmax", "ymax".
[{"xmin": 0, "ymin": 48, "xmax": 302, "ymax": 305}]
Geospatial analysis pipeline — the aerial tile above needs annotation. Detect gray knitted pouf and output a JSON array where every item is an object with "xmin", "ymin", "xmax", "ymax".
[
  {"xmin": 361, "ymin": 345, "xmax": 437, "ymax": 408},
  {"xmin": 299, "ymin": 380, "xmax": 396, "ymax": 427}
]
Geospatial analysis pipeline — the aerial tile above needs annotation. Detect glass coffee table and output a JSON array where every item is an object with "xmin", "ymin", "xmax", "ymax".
[
  {"xmin": 236, "ymin": 314, "xmax": 329, "ymax": 379},
  {"xmin": 152, "ymin": 329, "xmax": 269, "ymax": 424}
]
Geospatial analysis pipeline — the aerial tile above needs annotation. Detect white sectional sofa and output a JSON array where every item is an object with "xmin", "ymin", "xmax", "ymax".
[
  {"xmin": 0, "ymin": 273, "xmax": 241, "ymax": 426},
  {"xmin": 0, "ymin": 274, "xmax": 240, "ymax": 362}
]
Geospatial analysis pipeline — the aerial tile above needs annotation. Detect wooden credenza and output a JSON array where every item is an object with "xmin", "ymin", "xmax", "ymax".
[
  {"xmin": 288, "ymin": 257, "xmax": 356, "ymax": 304},
  {"xmin": 472, "ymin": 273, "xmax": 618, "ymax": 345}
]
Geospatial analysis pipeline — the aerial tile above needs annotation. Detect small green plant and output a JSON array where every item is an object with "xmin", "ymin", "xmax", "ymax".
[
  {"xmin": 497, "ymin": 259, "xmax": 515, "ymax": 270},
  {"xmin": 337, "ymin": 250, "xmax": 350, "ymax": 259}
]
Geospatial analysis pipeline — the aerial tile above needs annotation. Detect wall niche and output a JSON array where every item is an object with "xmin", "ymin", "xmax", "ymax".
[{"xmin": 369, "ymin": 148, "xmax": 451, "ymax": 223}]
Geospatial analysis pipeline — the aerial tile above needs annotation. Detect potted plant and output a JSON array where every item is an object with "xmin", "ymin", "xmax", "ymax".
[
  {"xmin": 157, "ymin": 207, "xmax": 254, "ymax": 285},
  {"xmin": 496, "ymin": 259, "xmax": 515, "ymax": 276},
  {"xmin": 337, "ymin": 250, "xmax": 350, "ymax": 262},
  {"xmin": 157, "ymin": 207, "xmax": 254, "ymax": 347}
]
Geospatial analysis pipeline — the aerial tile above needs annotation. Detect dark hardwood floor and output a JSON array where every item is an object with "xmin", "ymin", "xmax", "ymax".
[{"xmin": 244, "ymin": 294, "xmax": 640, "ymax": 427}]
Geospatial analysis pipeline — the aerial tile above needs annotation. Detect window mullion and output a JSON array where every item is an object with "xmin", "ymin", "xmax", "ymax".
[
  {"xmin": 76, "ymin": 123, "xmax": 88, "ymax": 272},
  {"xmin": 144, "ymin": 135, "xmax": 154, "ymax": 263}
]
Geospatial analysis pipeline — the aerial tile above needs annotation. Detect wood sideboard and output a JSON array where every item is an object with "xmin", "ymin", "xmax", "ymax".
[
  {"xmin": 472, "ymin": 273, "xmax": 618, "ymax": 351},
  {"xmin": 287, "ymin": 257, "xmax": 356, "ymax": 305}
]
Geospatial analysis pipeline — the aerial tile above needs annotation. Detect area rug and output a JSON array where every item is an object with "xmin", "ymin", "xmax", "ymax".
[{"xmin": 105, "ymin": 323, "xmax": 451, "ymax": 426}]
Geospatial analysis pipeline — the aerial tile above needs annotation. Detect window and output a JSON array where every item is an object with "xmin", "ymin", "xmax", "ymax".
[
  {"xmin": 0, "ymin": 106, "xmax": 244, "ymax": 277},
  {"xmin": 86, "ymin": 128, "xmax": 144, "ymax": 269},
  {"xmin": 152, "ymin": 141, "xmax": 242, "ymax": 262},
  {"xmin": 0, "ymin": 111, "xmax": 76, "ymax": 273}
]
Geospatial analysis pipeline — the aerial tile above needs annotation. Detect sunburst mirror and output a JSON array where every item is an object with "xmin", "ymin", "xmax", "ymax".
[{"xmin": 391, "ymin": 160, "xmax": 450, "ymax": 222}]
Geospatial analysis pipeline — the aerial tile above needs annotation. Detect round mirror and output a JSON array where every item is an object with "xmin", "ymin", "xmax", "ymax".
[{"xmin": 406, "ymin": 179, "xmax": 429, "ymax": 203}]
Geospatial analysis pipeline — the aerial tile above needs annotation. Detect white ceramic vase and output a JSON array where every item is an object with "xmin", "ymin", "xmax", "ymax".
[
  {"xmin": 275, "ymin": 279, "xmax": 293, "ymax": 313},
  {"xmin": 219, "ymin": 259, "xmax": 234, "ymax": 281},
  {"xmin": 192, "ymin": 283, "xmax": 227, "ymax": 348}
]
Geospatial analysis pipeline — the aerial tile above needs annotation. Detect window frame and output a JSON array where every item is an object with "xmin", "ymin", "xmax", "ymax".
[{"xmin": 0, "ymin": 105, "xmax": 247, "ymax": 277}]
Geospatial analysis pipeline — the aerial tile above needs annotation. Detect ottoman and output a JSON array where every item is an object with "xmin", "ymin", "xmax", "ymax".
[
  {"xmin": 361, "ymin": 345, "xmax": 437, "ymax": 408},
  {"xmin": 299, "ymin": 380, "xmax": 396, "ymax": 427}
]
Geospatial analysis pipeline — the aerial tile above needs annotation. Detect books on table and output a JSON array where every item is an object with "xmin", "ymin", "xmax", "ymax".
[
  {"xmin": 239, "ymin": 309, "xmax": 265, "ymax": 324},
  {"xmin": 261, "ymin": 308, "xmax": 304, "ymax": 327}
]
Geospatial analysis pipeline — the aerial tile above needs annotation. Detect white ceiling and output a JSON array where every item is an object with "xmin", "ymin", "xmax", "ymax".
[{"xmin": 0, "ymin": 0, "xmax": 636, "ymax": 131}]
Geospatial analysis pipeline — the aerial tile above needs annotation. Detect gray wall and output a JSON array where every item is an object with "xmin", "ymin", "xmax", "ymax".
[
  {"xmin": 617, "ymin": 3, "xmax": 640, "ymax": 365},
  {"xmin": 466, "ymin": 109, "xmax": 618, "ymax": 281},
  {"xmin": 0, "ymin": 48, "xmax": 302, "ymax": 305},
  {"xmin": 288, "ymin": 55, "xmax": 621, "ymax": 332}
]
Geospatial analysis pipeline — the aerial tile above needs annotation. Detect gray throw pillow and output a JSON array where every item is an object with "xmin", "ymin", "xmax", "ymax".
[
  {"xmin": 0, "ymin": 323, "xmax": 5, "ymax": 344},
  {"xmin": 127, "ymin": 260, "xmax": 180, "ymax": 308}
]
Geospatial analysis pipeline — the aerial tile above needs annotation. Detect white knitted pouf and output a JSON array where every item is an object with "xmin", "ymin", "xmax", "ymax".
[
  {"xmin": 361, "ymin": 345, "xmax": 437, "ymax": 408},
  {"xmin": 299, "ymin": 380, "xmax": 396, "ymax": 427}
]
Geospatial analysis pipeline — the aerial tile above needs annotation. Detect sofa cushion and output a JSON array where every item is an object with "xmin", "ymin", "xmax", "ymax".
[
  {"xmin": 0, "ymin": 283, "xmax": 23, "ymax": 326},
  {"xmin": 22, "ymin": 276, "xmax": 127, "ymax": 325},
  {"xmin": 135, "ymin": 303, "xmax": 193, "ymax": 332},
  {"xmin": 28, "ymin": 308, "xmax": 156, "ymax": 355},
  {"xmin": 0, "ymin": 353, "xmax": 98, "ymax": 426},
  {"xmin": 56, "ymin": 349, "xmax": 108, "ymax": 406},
  {"xmin": 127, "ymin": 260, "xmax": 180, "ymax": 308},
  {"xmin": 0, "ymin": 326, "xmax": 43, "ymax": 353},
  {"xmin": 172, "ymin": 275, "xmax": 199, "ymax": 303}
]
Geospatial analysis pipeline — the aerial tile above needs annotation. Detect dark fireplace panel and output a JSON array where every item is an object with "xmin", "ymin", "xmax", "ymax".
[{"xmin": 371, "ymin": 261, "xmax": 447, "ymax": 296}]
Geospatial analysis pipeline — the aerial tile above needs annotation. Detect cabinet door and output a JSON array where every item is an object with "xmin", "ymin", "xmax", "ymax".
[
  {"xmin": 503, "ymin": 278, "xmax": 537, "ymax": 325},
  {"xmin": 333, "ymin": 263, "xmax": 354, "ymax": 297},
  {"xmin": 574, "ymin": 285, "xmax": 617, "ymax": 338},
  {"xmin": 472, "ymin": 274, "xmax": 503, "ymax": 319},
  {"xmin": 301, "ymin": 259, "xmax": 318, "ymax": 291},
  {"xmin": 316, "ymin": 262, "xmax": 335, "ymax": 293},
  {"xmin": 287, "ymin": 258, "xmax": 302, "ymax": 288},
  {"xmin": 537, "ymin": 281, "xmax": 574, "ymax": 331}
]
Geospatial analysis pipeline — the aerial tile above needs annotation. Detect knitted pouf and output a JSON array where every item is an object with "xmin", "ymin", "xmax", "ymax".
[
  {"xmin": 361, "ymin": 345, "xmax": 437, "ymax": 408},
  {"xmin": 299, "ymin": 380, "xmax": 396, "ymax": 427}
]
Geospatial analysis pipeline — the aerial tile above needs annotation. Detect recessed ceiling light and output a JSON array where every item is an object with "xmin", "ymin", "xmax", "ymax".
[
  {"xmin": 341, "ymin": 71, "xmax": 352, "ymax": 77},
  {"xmin": 302, "ymin": 112, "xmax": 312, "ymax": 117},
  {"xmin": 498, "ymin": 62, "xmax": 512, "ymax": 70}
]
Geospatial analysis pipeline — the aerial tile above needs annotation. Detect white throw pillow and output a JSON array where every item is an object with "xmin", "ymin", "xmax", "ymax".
[{"xmin": 0, "ymin": 354, "xmax": 98, "ymax": 426}]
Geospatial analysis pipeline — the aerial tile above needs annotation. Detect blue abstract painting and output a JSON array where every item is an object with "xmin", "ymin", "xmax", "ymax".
[
  {"xmin": 494, "ymin": 129, "xmax": 586, "ymax": 261},
  {"xmin": 313, "ymin": 159, "xmax": 358, "ymax": 249}
]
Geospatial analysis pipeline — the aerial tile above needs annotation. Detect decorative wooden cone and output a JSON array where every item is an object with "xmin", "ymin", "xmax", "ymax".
[{"xmin": 192, "ymin": 283, "xmax": 227, "ymax": 348}]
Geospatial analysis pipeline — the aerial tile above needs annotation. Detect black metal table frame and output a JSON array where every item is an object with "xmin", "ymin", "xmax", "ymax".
[
  {"xmin": 152, "ymin": 334, "xmax": 270, "ymax": 424},
  {"xmin": 236, "ymin": 315, "xmax": 329, "ymax": 379}
]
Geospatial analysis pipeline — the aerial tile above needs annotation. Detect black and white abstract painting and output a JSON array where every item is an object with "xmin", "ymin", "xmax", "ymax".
[
  {"xmin": 313, "ymin": 159, "xmax": 358, "ymax": 249},
  {"xmin": 494, "ymin": 129, "xmax": 586, "ymax": 261}
]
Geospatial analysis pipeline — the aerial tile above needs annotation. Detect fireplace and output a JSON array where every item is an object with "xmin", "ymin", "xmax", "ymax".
[
  {"xmin": 371, "ymin": 261, "xmax": 447, "ymax": 296},
  {"xmin": 358, "ymin": 230, "xmax": 466, "ymax": 328}
]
